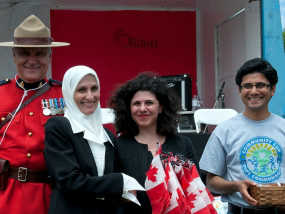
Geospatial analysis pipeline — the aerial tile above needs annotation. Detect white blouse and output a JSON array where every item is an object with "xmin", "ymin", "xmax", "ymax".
[{"xmin": 87, "ymin": 140, "xmax": 106, "ymax": 176}]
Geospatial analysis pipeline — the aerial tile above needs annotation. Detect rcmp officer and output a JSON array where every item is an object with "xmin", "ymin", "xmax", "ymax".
[{"xmin": 0, "ymin": 15, "xmax": 69, "ymax": 214}]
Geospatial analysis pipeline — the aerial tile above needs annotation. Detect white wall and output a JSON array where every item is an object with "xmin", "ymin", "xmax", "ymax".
[
  {"xmin": 196, "ymin": 0, "xmax": 261, "ymax": 112},
  {"xmin": 216, "ymin": 1, "xmax": 261, "ymax": 112}
]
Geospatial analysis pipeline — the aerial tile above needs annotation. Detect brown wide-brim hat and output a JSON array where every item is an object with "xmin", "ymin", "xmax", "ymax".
[{"xmin": 0, "ymin": 14, "xmax": 70, "ymax": 47}]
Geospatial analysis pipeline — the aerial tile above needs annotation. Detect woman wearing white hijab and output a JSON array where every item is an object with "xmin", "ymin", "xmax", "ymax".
[{"xmin": 44, "ymin": 65, "xmax": 143, "ymax": 214}]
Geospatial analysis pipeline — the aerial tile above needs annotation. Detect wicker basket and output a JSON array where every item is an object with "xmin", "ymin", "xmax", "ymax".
[{"xmin": 250, "ymin": 184, "xmax": 285, "ymax": 206}]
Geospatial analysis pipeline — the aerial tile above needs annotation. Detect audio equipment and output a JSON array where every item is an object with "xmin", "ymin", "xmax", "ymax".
[{"xmin": 161, "ymin": 74, "xmax": 192, "ymax": 111}]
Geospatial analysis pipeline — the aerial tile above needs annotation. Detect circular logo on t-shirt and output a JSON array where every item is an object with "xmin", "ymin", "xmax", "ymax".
[{"xmin": 240, "ymin": 136, "xmax": 282, "ymax": 183}]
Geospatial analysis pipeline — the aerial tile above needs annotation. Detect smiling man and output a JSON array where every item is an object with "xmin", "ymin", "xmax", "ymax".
[
  {"xmin": 0, "ymin": 15, "xmax": 69, "ymax": 214},
  {"xmin": 199, "ymin": 58, "xmax": 285, "ymax": 214},
  {"xmin": 12, "ymin": 47, "xmax": 51, "ymax": 83}
]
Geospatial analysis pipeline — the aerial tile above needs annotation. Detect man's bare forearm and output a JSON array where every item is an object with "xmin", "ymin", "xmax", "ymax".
[
  {"xmin": 206, "ymin": 172, "xmax": 258, "ymax": 205},
  {"xmin": 206, "ymin": 173, "xmax": 238, "ymax": 194}
]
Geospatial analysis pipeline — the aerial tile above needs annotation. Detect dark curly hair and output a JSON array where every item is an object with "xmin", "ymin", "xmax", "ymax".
[
  {"xmin": 235, "ymin": 58, "xmax": 278, "ymax": 88},
  {"xmin": 109, "ymin": 72, "xmax": 180, "ymax": 137}
]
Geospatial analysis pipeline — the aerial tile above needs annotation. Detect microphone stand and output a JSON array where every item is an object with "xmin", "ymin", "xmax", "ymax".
[
  {"xmin": 202, "ymin": 82, "xmax": 225, "ymax": 133},
  {"xmin": 219, "ymin": 93, "xmax": 225, "ymax": 109},
  {"xmin": 212, "ymin": 92, "xmax": 225, "ymax": 109},
  {"xmin": 213, "ymin": 81, "xmax": 225, "ymax": 109},
  {"xmin": 222, "ymin": 94, "xmax": 225, "ymax": 108}
]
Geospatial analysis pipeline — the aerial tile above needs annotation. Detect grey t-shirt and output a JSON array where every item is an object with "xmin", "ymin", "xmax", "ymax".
[{"xmin": 199, "ymin": 113, "xmax": 285, "ymax": 208}]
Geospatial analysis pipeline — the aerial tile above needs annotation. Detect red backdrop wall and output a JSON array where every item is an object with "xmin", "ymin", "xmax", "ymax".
[{"xmin": 50, "ymin": 10, "xmax": 197, "ymax": 107}]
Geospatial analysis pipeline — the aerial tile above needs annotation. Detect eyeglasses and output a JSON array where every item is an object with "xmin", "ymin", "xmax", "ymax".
[{"xmin": 240, "ymin": 82, "xmax": 271, "ymax": 90}]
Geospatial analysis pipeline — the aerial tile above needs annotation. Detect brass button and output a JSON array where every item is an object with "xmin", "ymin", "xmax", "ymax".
[
  {"xmin": 28, "ymin": 132, "xmax": 32, "ymax": 136},
  {"xmin": 29, "ymin": 112, "xmax": 34, "ymax": 116},
  {"xmin": 1, "ymin": 117, "xmax": 5, "ymax": 121},
  {"xmin": 26, "ymin": 153, "xmax": 32, "ymax": 158}
]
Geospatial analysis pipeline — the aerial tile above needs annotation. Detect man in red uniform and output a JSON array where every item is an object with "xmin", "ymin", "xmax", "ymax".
[{"xmin": 0, "ymin": 14, "xmax": 69, "ymax": 214}]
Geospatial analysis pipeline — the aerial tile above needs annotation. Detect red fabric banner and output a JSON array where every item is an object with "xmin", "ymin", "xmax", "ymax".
[{"xmin": 50, "ymin": 10, "xmax": 197, "ymax": 107}]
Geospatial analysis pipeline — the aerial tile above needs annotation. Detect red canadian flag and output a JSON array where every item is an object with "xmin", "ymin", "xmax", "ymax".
[
  {"xmin": 145, "ymin": 153, "xmax": 217, "ymax": 214},
  {"xmin": 145, "ymin": 154, "xmax": 171, "ymax": 214}
]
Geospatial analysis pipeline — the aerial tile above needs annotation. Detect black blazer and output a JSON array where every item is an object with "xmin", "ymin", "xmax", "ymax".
[{"xmin": 44, "ymin": 116, "xmax": 123, "ymax": 214}]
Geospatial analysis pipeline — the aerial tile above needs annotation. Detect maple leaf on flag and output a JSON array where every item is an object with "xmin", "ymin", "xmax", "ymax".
[
  {"xmin": 183, "ymin": 165, "xmax": 217, "ymax": 214},
  {"xmin": 176, "ymin": 188, "xmax": 191, "ymax": 213},
  {"xmin": 146, "ymin": 150, "xmax": 217, "ymax": 214},
  {"xmin": 186, "ymin": 192, "xmax": 197, "ymax": 210},
  {"xmin": 145, "ymin": 153, "xmax": 171, "ymax": 214},
  {"xmin": 147, "ymin": 165, "xmax": 159, "ymax": 182}
]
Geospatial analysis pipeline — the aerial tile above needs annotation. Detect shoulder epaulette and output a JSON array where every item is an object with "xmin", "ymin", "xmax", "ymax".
[
  {"xmin": 0, "ymin": 78, "xmax": 10, "ymax": 86},
  {"xmin": 48, "ymin": 79, "xmax": 62, "ymax": 86}
]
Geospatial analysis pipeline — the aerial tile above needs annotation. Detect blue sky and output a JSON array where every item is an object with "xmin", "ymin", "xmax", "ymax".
[{"xmin": 280, "ymin": 0, "xmax": 285, "ymax": 29}]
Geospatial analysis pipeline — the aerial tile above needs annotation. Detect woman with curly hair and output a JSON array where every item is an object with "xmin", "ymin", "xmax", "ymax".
[{"xmin": 110, "ymin": 72, "xmax": 197, "ymax": 213}]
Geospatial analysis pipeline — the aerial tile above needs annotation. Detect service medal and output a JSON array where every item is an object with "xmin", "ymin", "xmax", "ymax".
[
  {"xmin": 43, "ymin": 108, "xmax": 51, "ymax": 116},
  {"xmin": 42, "ymin": 99, "xmax": 51, "ymax": 116}
]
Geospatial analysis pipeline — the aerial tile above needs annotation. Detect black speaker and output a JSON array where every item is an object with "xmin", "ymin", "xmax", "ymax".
[{"xmin": 161, "ymin": 74, "xmax": 192, "ymax": 111}]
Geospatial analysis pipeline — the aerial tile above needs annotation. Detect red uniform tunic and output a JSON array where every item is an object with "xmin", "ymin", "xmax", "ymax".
[{"xmin": 0, "ymin": 78, "xmax": 62, "ymax": 214}]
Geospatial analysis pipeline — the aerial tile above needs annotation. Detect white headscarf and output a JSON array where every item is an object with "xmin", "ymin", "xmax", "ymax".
[{"xmin": 62, "ymin": 65, "xmax": 108, "ymax": 144}]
